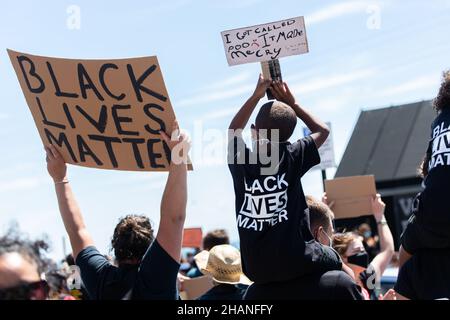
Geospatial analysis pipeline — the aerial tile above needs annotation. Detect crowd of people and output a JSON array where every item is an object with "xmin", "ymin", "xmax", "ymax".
[{"xmin": 1, "ymin": 71, "xmax": 450, "ymax": 301}]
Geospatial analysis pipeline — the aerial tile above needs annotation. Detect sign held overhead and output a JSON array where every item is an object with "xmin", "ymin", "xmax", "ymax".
[
  {"xmin": 221, "ymin": 16, "xmax": 309, "ymax": 66},
  {"xmin": 8, "ymin": 49, "xmax": 181, "ymax": 172}
]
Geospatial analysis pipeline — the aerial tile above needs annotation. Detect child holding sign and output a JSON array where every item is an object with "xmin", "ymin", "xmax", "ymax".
[
  {"xmin": 399, "ymin": 71, "xmax": 450, "ymax": 265},
  {"xmin": 228, "ymin": 75, "xmax": 343, "ymax": 288}
]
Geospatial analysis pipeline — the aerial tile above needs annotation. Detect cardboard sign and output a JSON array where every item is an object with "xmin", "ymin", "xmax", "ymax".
[
  {"xmin": 8, "ymin": 49, "xmax": 179, "ymax": 172},
  {"xmin": 221, "ymin": 16, "xmax": 309, "ymax": 66},
  {"xmin": 324, "ymin": 175, "xmax": 377, "ymax": 219},
  {"xmin": 303, "ymin": 122, "xmax": 336, "ymax": 171},
  {"xmin": 182, "ymin": 228, "xmax": 203, "ymax": 248},
  {"xmin": 180, "ymin": 276, "xmax": 214, "ymax": 300}
]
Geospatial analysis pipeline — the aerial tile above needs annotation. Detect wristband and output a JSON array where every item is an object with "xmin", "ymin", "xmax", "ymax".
[{"xmin": 55, "ymin": 179, "xmax": 69, "ymax": 185}]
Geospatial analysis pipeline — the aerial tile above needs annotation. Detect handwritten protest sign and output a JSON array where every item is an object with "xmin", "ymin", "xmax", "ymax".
[
  {"xmin": 221, "ymin": 16, "xmax": 309, "ymax": 66},
  {"xmin": 8, "ymin": 49, "xmax": 179, "ymax": 171}
]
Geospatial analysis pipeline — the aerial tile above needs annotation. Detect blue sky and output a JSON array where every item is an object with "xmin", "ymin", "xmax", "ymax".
[{"xmin": 0, "ymin": 0, "xmax": 449, "ymax": 259}]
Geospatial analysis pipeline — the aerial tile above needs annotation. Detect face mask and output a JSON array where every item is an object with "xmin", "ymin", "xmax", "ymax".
[
  {"xmin": 347, "ymin": 252, "xmax": 369, "ymax": 268},
  {"xmin": 321, "ymin": 228, "xmax": 333, "ymax": 247},
  {"xmin": 363, "ymin": 231, "xmax": 372, "ymax": 238}
]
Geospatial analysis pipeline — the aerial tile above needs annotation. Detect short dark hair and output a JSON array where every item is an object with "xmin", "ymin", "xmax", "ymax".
[
  {"xmin": 111, "ymin": 215, "xmax": 154, "ymax": 263},
  {"xmin": 434, "ymin": 70, "xmax": 450, "ymax": 112},
  {"xmin": 202, "ymin": 229, "xmax": 229, "ymax": 251},
  {"xmin": 306, "ymin": 196, "xmax": 334, "ymax": 235},
  {"xmin": 255, "ymin": 101, "xmax": 297, "ymax": 142}
]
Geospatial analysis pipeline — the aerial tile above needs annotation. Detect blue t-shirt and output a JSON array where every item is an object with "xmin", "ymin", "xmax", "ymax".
[{"xmin": 76, "ymin": 240, "xmax": 179, "ymax": 300}]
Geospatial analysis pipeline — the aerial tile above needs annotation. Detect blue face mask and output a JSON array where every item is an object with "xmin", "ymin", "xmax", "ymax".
[{"xmin": 347, "ymin": 252, "xmax": 369, "ymax": 269}]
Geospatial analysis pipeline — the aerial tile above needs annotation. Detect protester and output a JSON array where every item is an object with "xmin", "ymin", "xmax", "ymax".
[
  {"xmin": 187, "ymin": 229, "xmax": 230, "ymax": 278},
  {"xmin": 45, "ymin": 120, "xmax": 190, "ymax": 300},
  {"xmin": 394, "ymin": 249, "xmax": 450, "ymax": 299},
  {"xmin": 399, "ymin": 71, "xmax": 450, "ymax": 266},
  {"xmin": 196, "ymin": 245, "xmax": 250, "ymax": 300},
  {"xmin": 228, "ymin": 76, "xmax": 346, "ymax": 299},
  {"xmin": 0, "ymin": 229, "xmax": 50, "ymax": 300},
  {"xmin": 392, "ymin": 71, "xmax": 450, "ymax": 300},
  {"xmin": 329, "ymin": 195, "xmax": 395, "ymax": 299},
  {"xmin": 309, "ymin": 196, "xmax": 396, "ymax": 300}
]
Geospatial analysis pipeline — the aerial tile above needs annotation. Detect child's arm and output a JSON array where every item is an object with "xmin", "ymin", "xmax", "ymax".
[
  {"xmin": 228, "ymin": 74, "xmax": 271, "ymax": 131},
  {"xmin": 271, "ymin": 81, "xmax": 330, "ymax": 148},
  {"xmin": 399, "ymin": 245, "xmax": 413, "ymax": 267}
]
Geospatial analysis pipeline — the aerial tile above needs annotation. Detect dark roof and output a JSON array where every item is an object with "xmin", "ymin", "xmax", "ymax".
[{"xmin": 335, "ymin": 100, "xmax": 436, "ymax": 182}]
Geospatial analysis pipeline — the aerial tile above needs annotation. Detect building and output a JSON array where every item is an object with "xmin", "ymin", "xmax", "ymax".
[{"xmin": 335, "ymin": 100, "xmax": 436, "ymax": 249}]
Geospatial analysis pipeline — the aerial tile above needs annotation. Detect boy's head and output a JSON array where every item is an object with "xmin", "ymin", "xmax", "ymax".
[
  {"xmin": 254, "ymin": 101, "xmax": 297, "ymax": 142},
  {"xmin": 434, "ymin": 70, "xmax": 450, "ymax": 112},
  {"xmin": 111, "ymin": 215, "xmax": 154, "ymax": 265}
]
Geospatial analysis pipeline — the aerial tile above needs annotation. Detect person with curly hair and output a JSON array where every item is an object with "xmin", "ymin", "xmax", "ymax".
[{"xmin": 45, "ymin": 120, "xmax": 191, "ymax": 300}]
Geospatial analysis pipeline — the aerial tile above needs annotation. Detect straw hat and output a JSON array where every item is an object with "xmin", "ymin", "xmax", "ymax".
[{"xmin": 194, "ymin": 245, "xmax": 252, "ymax": 285}]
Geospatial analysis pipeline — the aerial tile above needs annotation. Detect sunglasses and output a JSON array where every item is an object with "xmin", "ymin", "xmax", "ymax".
[{"xmin": 0, "ymin": 280, "xmax": 49, "ymax": 300}]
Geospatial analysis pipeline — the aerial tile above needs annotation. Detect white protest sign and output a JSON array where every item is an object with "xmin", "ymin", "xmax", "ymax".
[
  {"xmin": 303, "ymin": 122, "xmax": 336, "ymax": 171},
  {"xmin": 221, "ymin": 16, "xmax": 309, "ymax": 66}
]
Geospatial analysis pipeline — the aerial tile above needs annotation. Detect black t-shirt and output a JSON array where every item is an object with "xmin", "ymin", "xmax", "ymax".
[
  {"xmin": 76, "ymin": 240, "xmax": 180, "ymax": 300},
  {"xmin": 228, "ymin": 136, "xmax": 342, "ymax": 284},
  {"xmin": 395, "ymin": 249, "xmax": 450, "ymax": 300},
  {"xmin": 244, "ymin": 270, "xmax": 363, "ymax": 300},
  {"xmin": 419, "ymin": 109, "xmax": 450, "ymax": 237},
  {"xmin": 198, "ymin": 284, "xmax": 248, "ymax": 301}
]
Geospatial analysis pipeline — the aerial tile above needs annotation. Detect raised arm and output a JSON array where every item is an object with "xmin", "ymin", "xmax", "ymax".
[
  {"xmin": 228, "ymin": 74, "xmax": 272, "ymax": 131},
  {"xmin": 45, "ymin": 145, "xmax": 94, "ymax": 259},
  {"xmin": 156, "ymin": 120, "xmax": 190, "ymax": 262},
  {"xmin": 369, "ymin": 194, "xmax": 395, "ymax": 276},
  {"xmin": 271, "ymin": 81, "xmax": 330, "ymax": 148}
]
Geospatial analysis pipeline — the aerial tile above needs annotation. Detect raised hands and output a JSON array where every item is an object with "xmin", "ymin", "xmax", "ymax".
[
  {"xmin": 160, "ymin": 119, "xmax": 191, "ymax": 165},
  {"xmin": 45, "ymin": 144, "xmax": 67, "ymax": 183},
  {"xmin": 252, "ymin": 74, "xmax": 272, "ymax": 100},
  {"xmin": 270, "ymin": 81, "xmax": 297, "ymax": 107}
]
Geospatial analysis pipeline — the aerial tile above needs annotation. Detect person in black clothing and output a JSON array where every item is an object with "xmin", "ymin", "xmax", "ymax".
[
  {"xmin": 45, "ymin": 120, "xmax": 190, "ymax": 300},
  {"xmin": 317, "ymin": 195, "xmax": 395, "ymax": 300},
  {"xmin": 196, "ymin": 245, "xmax": 250, "ymax": 301},
  {"xmin": 227, "ymin": 76, "xmax": 343, "ymax": 299},
  {"xmin": 399, "ymin": 70, "xmax": 450, "ymax": 266},
  {"xmin": 395, "ymin": 249, "xmax": 450, "ymax": 300}
]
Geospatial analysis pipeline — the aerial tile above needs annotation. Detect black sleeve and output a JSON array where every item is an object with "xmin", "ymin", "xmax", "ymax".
[
  {"xmin": 134, "ymin": 240, "xmax": 180, "ymax": 300},
  {"xmin": 306, "ymin": 241, "xmax": 343, "ymax": 273},
  {"xmin": 359, "ymin": 268, "xmax": 377, "ymax": 296},
  {"xmin": 227, "ymin": 135, "xmax": 250, "ymax": 176},
  {"xmin": 333, "ymin": 271, "xmax": 365, "ymax": 300},
  {"xmin": 76, "ymin": 246, "xmax": 111, "ymax": 300},
  {"xmin": 290, "ymin": 136, "xmax": 321, "ymax": 177},
  {"xmin": 394, "ymin": 261, "xmax": 417, "ymax": 300}
]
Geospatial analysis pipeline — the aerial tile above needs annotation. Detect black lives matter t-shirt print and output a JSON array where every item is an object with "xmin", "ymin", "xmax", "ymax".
[{"xmin": 237, "ymin": 173, "xmax": 289, "ymax": 232}]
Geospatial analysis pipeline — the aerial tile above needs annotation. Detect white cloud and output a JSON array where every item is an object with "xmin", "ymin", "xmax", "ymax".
[
  {"xmin": 197, "ymin": 107, "xmax": 239, "ymax": 122},
  {"xmin": 290, "ymin": 68, "xmax": 378, "ymax": 95},
  {"xmin": 177, "ymin": 83, "xmax": 254, "ymax": 107},
  {"xmin": 201, "ymin": 72, "xmax": 253, "ymax": 92},
  {"xmin": 379, "ymin": 74, "xmax": 439, "ymax": 96},
  {"xmin": 306, "ymin": 1, "xmax": 371, "ymax": 26},
  {"xmin": 0, "ymin": 177, "xmax": 45, "ymax": 193}
]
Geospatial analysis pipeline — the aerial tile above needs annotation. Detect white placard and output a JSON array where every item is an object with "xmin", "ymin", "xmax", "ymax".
[
  {"xmin": 303, "ymin": 122, "xmax": 336, "ymax": 171},
  {"xmin": 221, "ymin": 16, "xmax": 309, "ymax": 66}
]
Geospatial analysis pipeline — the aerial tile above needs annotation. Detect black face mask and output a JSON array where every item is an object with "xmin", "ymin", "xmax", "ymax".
[{"xmin": 347, "ymin": 252, "xmax": 369, "ymax": 268}]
